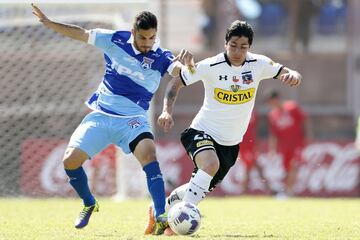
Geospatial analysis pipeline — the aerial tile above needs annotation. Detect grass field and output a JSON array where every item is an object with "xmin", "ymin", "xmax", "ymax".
[{"xmin": 0, "ymin": 196, "xmax": 359, "ymax": 240}]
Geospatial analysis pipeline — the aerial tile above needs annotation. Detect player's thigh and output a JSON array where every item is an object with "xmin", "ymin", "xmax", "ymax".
[
  {"xmin": 180, "ymin": 128, "xmax": 219, "ymax": 175},
  {"xmin": 68, "ymin": 111, "xmax": 112, "ymax": 159},
  {"xmin": 112, "ymin": 116, "xmax": 155, "ymax": 165}
]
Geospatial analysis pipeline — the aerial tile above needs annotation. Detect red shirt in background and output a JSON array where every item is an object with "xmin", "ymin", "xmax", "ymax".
[
  {"xmin": 239, "ymin": 111, "xmax": 257, "ymax": 169},
  {"xmin": 268, "ymin": 101, "xmax": 306, "ymax": 151}
]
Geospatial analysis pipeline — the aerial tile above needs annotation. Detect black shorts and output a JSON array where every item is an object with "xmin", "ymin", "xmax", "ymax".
[{"xmin": 180, "ymin": 128, "xmax": 239, "ymax": 191}]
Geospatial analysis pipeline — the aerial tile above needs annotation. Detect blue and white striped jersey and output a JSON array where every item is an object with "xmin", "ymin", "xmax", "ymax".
[{"xmin": 86, "ymin": 29, "xmax": 175, "ymax": 117}]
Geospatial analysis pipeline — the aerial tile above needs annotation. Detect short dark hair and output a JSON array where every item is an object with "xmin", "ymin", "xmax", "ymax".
[
  {"xmin": 225, "ymin": 20, "xmax": 254, "ymax": 45},
  {"xmin": 133, "ymin": 11, "xmax": 157, "ymax": 30}
]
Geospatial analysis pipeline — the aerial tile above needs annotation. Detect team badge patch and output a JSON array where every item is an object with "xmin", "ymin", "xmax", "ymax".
[
  {"xmin": 141, "ymin": 57, "xmax": 154, "ymax": 70},
  {"xmin": 241, "ymin": 71, "xmax": 253, "ymax": 84},
  {"xmin": 230, "ymin": 84, "xmax": 240, "ymax": 93},
  {"xmin": 128, "ymin": 119, "xmax": 141, "ymax": 129},
  {"xmin": 232, "ymin": 76, "xmax": 240, "ymax": 83}
]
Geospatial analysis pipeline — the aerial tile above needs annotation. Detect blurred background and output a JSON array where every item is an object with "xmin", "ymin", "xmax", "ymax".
[{"xmin": 0, "ymin": 0, "xmax": 359, "ymax": 198}]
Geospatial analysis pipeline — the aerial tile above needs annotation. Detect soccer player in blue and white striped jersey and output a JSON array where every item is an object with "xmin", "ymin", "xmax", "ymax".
[{"xmin": 32, "ymin": 3, "xmax": 191, "ymax": 234}]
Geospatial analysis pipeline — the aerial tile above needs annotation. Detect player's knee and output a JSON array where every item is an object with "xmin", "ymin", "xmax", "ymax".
[
  {"xmin": 141, "ymin": 150, "xmax": 157, "ymax": 165},
  {"xmin": 132, "ymin": 138, "xmax": 157, "ymax": 166},
  {"xmin": 200, "ymin": 159, "xmax": 219, "ymax": 176},
  {"xmin": 62, "ymin": 148, "xmax": 88, "ymax": 170}
]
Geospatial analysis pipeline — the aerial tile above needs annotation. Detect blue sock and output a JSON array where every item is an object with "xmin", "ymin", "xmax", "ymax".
[
  {"xmin": 143, "ymin": 161, "xmax": 165, "ymax": 218},
  {"xmin": 65, "ymin": 167, "xmax": 95, "ymax": 207}
]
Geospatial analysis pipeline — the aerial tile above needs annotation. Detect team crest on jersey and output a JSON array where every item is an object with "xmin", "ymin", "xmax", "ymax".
[
  {"xmin": 230, "ymin": 84, "xmax": 240, "ymax": 93},
  {"xmin": 232, "ymin": 76, "xmax": 240, "ymax": 83},
  {"xmin": 141, "ymin": 57, "xmax": 154, "ymax": 70},
  {"xmin": 241, "ymin": 71, "xmax": 253, "ymax": 84},
  {"xmin": 128, "ymin": 119, "xmax": 141, "ymax": 129}
]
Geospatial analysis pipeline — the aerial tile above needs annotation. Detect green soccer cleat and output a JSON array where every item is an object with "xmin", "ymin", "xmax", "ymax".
[
  {"xmin": 74, "ymin": 201, "xmax": 99, "ymax": 229},
  {"xmin": 153, "ymin": 213, "xmax": 169, "ymax": 235}
]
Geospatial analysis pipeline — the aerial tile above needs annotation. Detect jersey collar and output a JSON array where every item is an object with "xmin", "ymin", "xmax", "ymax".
[
  {"xmin": 223, "ymin": 52, "xmax": 247, "ymax": 67},
  {"xmin": 127, "ymin": 34, "xmax": 160, "ymax": 55}
]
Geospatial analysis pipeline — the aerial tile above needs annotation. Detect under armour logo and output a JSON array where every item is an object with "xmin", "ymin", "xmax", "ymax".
[{"xmin": 218, "ymin": 75, "xmax": 228, "ymax": 80}]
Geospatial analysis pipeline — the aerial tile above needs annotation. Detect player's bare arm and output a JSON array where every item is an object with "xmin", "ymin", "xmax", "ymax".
[
  {"xmin": 31, "ymin": 3, "xmax": 89, "ymax": 43},
  {"xmin": 157, "ymin": 77, "xmax": 185, "ymax": 132},
  {"xmin": 277, "ymin": 67, "xmax": 302, "ymax": 87},
  {"xmin": 169, "ymin": 49, "xmax": 195, "ymax": 77}
]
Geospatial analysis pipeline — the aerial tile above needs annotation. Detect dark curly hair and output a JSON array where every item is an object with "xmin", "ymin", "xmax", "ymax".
[
  {"xmin": 225, "ymin": 20, "xmax": 254, "ymax": 45},
  {"xmin": 133, "ymin": 11, "xmax": 158, "ymax": 30}
]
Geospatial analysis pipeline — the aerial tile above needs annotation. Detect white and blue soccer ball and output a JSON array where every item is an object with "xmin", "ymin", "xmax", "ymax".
[
  {"xmin": 165, "ymin": 183, "xmax": 188, "ymax": 212},
  {"xmin": 167, "ymin": 201, "xmax": 201, "ymax": 235}
]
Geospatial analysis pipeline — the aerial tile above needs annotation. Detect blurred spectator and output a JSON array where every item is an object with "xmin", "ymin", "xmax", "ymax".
[
  {"xmin": 288, "ymin": 0, "xmax": 320, "ymax": 52},
  {"xmin": 200, "ymin": 0, "xmax": 217, "ymax": 49},
  {"xmin": 317, "ymin": 0, "xmax": 347, "ymax": 35},
  {"xmin": 239, "ymin": 111, "xmax": 271, "ymax": 194},
  {"xmin": 201, "ymin": 0, "xmax": 242, "ymax": 51},
  {"xmin": 235, "ymin": 0, "xmax": 262, "ymax": 20},
  {"xmin": 266, "ymin": 90, "xmax": 310, "ymax": 197},
  {"xmin": 258, "ymin": 0, "xmax": 286, "ymax": 35}
]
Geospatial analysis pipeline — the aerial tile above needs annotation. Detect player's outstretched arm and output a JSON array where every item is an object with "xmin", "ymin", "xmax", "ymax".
[
  {"xmin": 277, "ymin": 67, "xmax": 302, "ymax": 87},
  {"xmin": 157, "ymin": 77, "xmax": 185, "ymax": 132},
  {"xmin": 31, "ymin": 3, "xmax": 89, "ymax": 43}
]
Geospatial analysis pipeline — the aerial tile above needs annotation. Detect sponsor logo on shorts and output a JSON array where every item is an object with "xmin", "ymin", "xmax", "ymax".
[
  {"xmin": 196, "ymin": 140, "xmax": 213, "ymax": 148},
  {"xmin": 214, "ymin": 88, "xmax": 255, "ymax": 104}
]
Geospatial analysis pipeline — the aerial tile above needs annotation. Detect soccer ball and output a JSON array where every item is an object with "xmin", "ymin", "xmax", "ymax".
[
  {"xmin": 167, "ymin": 201, "xmax": 201, "ymax": 235},
  {"xmin": 165, "ymin": 183, "xmax": 188, "ymax": 212}
]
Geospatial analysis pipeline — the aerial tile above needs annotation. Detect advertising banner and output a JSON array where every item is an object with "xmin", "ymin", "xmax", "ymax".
[{"xmin": 21, "ymin": 139, "xmax": 360, "ymax": 197}]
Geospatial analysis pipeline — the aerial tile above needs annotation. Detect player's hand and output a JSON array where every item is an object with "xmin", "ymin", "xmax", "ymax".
[
  {"xmin": 31, "ymin": 3, "xmax": 51, "ymax": 25},
  {"xmin": 157, "ymin": 111, "xmax": 174, "ymax": 132},
  {"xmin": 279, "ymin": 70, "xmax": 302, "ymax": 87},
  {"xmin": 173, "ymin": 49, "xmax": 195, "ymax": 74}
]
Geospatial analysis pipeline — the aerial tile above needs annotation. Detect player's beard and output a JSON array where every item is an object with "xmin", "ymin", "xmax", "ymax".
[
  {"xmin": 134, "ymin": 41, "xmax": 151, "ymax": 54},
  {"xmin": 139, "ymin": 46, "xmax": 151, "ymax": 53}
]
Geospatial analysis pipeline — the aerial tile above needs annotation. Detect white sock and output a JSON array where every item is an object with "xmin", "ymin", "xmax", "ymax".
[{"xmin": 183, "ymin": 169, "xmax": 213, "ymax": 205}]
